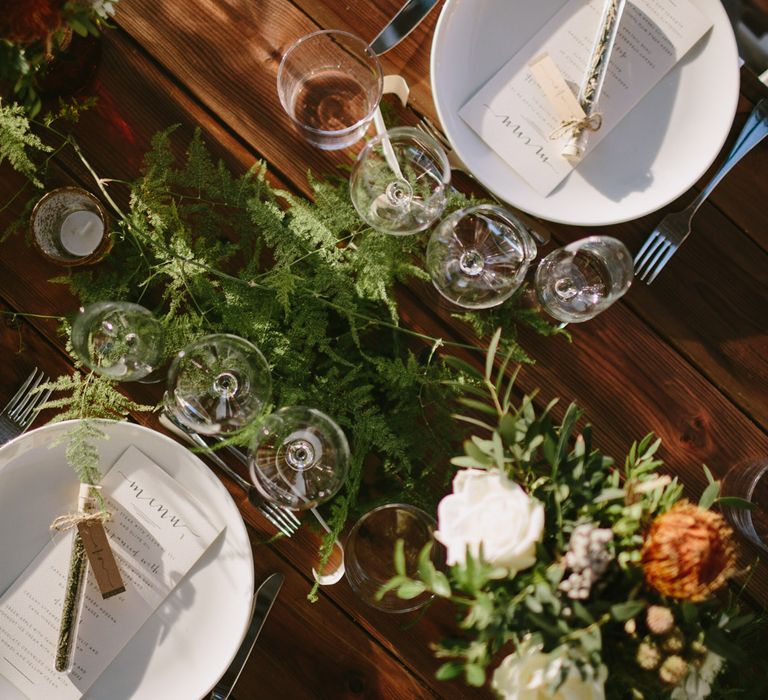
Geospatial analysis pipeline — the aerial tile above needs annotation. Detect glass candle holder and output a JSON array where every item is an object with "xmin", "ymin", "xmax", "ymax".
[
  {"xmin": 277, "ymin": 29, "xmax": 383, "ymax": 150},
  {"xmin": 30, "ymin": 187, "xmax": 111, "ymax": 266},
  {"xmin": 344, "ymin": 503, "xmax": 444, "ymax": 613}
]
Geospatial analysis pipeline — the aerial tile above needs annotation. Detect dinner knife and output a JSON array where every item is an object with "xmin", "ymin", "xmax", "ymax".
[
  {"xmin": 210, "ymin": 572, "xmax": 285, "ymax": 700},
  {"xmin": 369, "ymin": 0, "xmax": 440, "ymax": 56}
]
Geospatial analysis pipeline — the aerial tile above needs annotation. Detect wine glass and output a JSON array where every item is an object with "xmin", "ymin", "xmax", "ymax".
[
  {"xmin": 349, "ymin": 126, "xmax": 450, "ymax": 235},
  {"xmin": 426, "ymin": 204, "xmax": 538, "ymax": 308},
  {"xmin": 534, "ymin": 236, "xmax": 633, "ymax": 323},
  {"xmin": 344, "ymin": 503, "xmax": 444, "ymax": 612},
  {"xmin": 70, "ymin": 301, "xmax": 164, "ymax": 381},
  {"xmin": 248, "ymin": 406, "xmax": 350, "ymax": 510},
  {"xmin": 164, "ymin": 334, "xmax": 271, "ymax": 435},
  {"xmin": 277, "ymin": 29, "xmax": 383, "ymax": 150}
]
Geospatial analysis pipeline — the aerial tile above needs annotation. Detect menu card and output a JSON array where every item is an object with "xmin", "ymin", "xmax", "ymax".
[
  {"xmin": 0, "ymin": 446, "xmax": 223, "ymax": 700},
  {"xmin": 459, "ymin": 0, "xmax": 713, "ymax": 195}
]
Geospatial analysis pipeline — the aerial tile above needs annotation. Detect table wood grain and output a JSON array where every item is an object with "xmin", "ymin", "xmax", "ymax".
[{"xmin": 0, "ymin": 2, "xmax": 766, "ymax": 698}]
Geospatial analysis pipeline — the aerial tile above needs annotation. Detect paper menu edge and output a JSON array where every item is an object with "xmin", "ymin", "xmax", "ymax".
[{"xmin": 457, "ymin": 0, "xmax": 718, "ymax": 197}]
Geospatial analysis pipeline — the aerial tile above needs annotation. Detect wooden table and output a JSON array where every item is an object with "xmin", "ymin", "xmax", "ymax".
[{"xmin": 1, "ymin": 2, "xmax": 767, "ymax": 698}]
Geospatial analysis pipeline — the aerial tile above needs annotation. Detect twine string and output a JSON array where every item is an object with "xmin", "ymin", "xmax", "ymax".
[
  {"xmin": 549, "ymin": 113, "xmax": 603, "ymax": 141},
  {"xmin": 50, "ymin": 511, "xmax": 111, "ymax": 532}
]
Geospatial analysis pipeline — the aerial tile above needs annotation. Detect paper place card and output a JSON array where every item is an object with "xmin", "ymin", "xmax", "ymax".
[
  {"xmin": 459, "ymin": 0, "xmax": 713, "ymax": 196},
  {"xmin": 0, "ymin": 446, "xmax": 223, "ymax": 700}
]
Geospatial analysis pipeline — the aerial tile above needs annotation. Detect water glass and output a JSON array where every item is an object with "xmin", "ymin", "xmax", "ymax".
[
  {"xmin": 344, "ymin": 503, "xmax": 443, "ymax": 612},
  {"xmin": 248, "ymin": 406, "xmax": 350, "ymax": 510},
  {"xmin": 720, "ymin": 458, "xmax": 768, "ymax": 555},
  {"xmin": 277, "ymin": 30, "xmax": 383, "ymax": 150},
  {"xmin": 350, "ymin": 126, "xmax": 450, "ymax": 235},
  {"xmin": 426, "ymin": 204, "xmax": 538, "ymax": 309},
  {"xmin": 164, "ymin": 334, "xmax": 272, "ymax": 435},
  {"xmin": 534, "ymin": 236, "xmax": 633, "ymax": 323},
  {"xmin": 71, "ymin": 301, "xmax": 164, "ymax": 381}
]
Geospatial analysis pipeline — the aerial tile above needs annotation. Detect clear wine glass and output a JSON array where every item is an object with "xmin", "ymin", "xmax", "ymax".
[
  {"xmin": 426, "ymin": 204, "xmax": 538, "ymax": 308},
  {"xmin": 534, "ymin": 236, "xmax": 633, "ymax": 323},
  {"xmin": 277, "ymin": 29, "xmax": 383, "ymax": 150},
  {"xmin": 248, "ymin": 406, "xmax": 350, "ymax": 510},
  {"xmin": 70, "ymin": 301, "xmax": 164, "ymax": 381},
  {"xmin": 164, "ymin": 334, "xmax": 271, "ymax": 435},
  {"xmin": 350, "ymin": 126, "xmax": 450, "ymax": 235},
  {"xmin": 344, "ymin": 503, "xmax": 444, "ymax": 612}
]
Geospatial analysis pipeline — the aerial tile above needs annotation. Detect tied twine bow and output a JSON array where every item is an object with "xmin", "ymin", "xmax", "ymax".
[
  {"xmin": 50, "ymin": 510, "xmax": 111, "ymax": 532},
  {"xmin": 549, "ymin": 113, "xmax": 603, "ymax": 141},
  {"xmin": 50, "ymin": 483, "xmax": 110, "ymax": 532}
]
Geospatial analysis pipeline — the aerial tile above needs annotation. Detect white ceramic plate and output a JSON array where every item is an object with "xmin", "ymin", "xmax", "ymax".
[
  {"xmin": 431, "ymin": 0, "xmax": 740, "ymax": 226},
  {"xmin": 0, "ymin": 420, "xmax": 254, "ymax": 700}
]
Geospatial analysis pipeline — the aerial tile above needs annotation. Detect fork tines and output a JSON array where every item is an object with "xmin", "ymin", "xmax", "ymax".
[
  {"xmin": 633, "ymin": 233, "xmax": 676, "ymax": 284},
  {"xmin": 0, "ymin": 367, "xmax": 52, "ymax": 441}
]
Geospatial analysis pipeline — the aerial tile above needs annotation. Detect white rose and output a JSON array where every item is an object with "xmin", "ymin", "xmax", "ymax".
[
  {"xmin": 492, "ymin": 644, "xmax": 607, "ymax": 700},
  {"xmin": 434, "ymin": 469, "xmax": 544, "ymax": 574}
]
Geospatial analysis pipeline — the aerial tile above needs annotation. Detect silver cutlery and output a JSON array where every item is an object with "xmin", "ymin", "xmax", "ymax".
[
  {"xmin": 209, "ymin": 572, "xmax": 284, "ymax": 700},
  {"xmin": 159, "ymin": 412, "xmax": 300, "ymax": 537},
  {"xmin": 369, "ymin": 0, "xmax": 440, "ymax": 56},
  {"xmin": 0, "ymin": 368, "xmax": 52, "ymax": 444},
  {"xmin": 635, "ymin": 98, "xmax": 768, "ymax": 284}
]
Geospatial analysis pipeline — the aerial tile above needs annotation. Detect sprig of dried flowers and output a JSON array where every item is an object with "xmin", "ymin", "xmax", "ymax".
[{"xmin": 383, "ymin": 330, "xmax": 762, "ymax": 699}]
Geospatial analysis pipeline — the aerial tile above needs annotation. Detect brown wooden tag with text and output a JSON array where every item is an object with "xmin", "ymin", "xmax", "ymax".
[{"xmin": 77, "ymin": 520, "xmax": 126, "ymax": 599}]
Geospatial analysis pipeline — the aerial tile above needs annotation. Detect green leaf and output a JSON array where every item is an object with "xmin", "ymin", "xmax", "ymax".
[
  {"xmin": 457, "ymin": 398, "xmax": 499, "ymax": 416},
  {"xmin": 436, "ymin": 662, "xmax": 464, "ymax": 681},
  {"xmin": 699, "ymin": 480, "xmax": 720, "ymax": 510},
  {"xmin": 393, "ymin": 538, "xmax": 406, "ymax": 576},
  {"xmin": 432, "ymin": 571, "xmax": 452, "ymax": 598},
  {"xmin": 610, "ymin": 600, "xmax": 646, "ymax": 622},
  {"xmin": 397, "ymin": 580, "xmax": 427, "ymax": 599},
  {"xmin": 702, "ymin": 463, "xmax": 716, "ymax": 485},
  {"xmin": 715, "ymin": 496, "xmax": 756, "ymax": 510},
  {"xmin": 485, "ymin": 328, "xmax": 502, "ymax": 382},
  {"xmin": 465, "ymin": 664, "xmax": 486, "ymax": 687}
]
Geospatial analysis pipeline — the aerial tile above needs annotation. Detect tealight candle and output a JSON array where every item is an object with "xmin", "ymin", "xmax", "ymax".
[{"xmin": 59, "ymin": 210, "xmax": 105, "ymax": 256}]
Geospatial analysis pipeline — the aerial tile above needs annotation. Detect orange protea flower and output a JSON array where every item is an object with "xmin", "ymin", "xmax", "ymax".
[
  {"xmin": 0, "ymin": 0, "xmax": 65, "ymax": 45},
  {"xmin": 641, "ymin": 501, "xmax": 737, "ymax": 601}
]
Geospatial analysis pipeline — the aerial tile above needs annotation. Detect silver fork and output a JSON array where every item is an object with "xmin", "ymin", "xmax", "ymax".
[
  {"xmin": 0, "ymin": 368, "xmax": 53, "ymax": 443},
  {"xmin": 415, "ymin": 115, "xmax": 550, "ymax": 245},
  {"xmin": 159, "ymin": 412, "xmax": 300, "ymax": 537},
  {"xmin": 635, "ymin": 98, "xmax": 768, "ymax": 284}
]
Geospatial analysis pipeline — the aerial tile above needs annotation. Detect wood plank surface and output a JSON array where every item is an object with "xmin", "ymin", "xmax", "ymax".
[
  {"xmin": 0, "ymin": 29, "xmax": 484, "ymax": 700},
  {"xmin": 0, "ymin": 1, "xmax": 766, "ymax": 698}
]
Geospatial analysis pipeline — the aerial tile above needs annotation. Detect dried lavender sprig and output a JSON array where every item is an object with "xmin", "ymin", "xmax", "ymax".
[
  {"xmin": 54, "ymin": 533, "xmax": 87, "ymax": 672},
  {"xmin": 562, "ymin": 0, "xmax": 628, "ymax": 161}
]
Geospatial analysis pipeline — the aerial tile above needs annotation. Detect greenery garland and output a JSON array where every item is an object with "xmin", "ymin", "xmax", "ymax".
[{"xmin": 0, "ymin": 101, "xmax": 560, "ymax": 598}]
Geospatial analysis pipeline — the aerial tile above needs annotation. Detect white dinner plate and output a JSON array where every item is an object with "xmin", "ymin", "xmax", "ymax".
[
  {"xmin": 431, "ymin": 0, "xmax": 740, "ymax": 226},
  {"xmin": 0, "ymin": 420, "xmax": 254, "ymax": 700}
]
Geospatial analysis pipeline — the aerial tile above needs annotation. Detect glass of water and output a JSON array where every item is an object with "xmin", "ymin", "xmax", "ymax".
[
  {"xmin": 71, "ymin": 301, "xmax": 164, "ymax": 381},
  {"xmin": 277, "ymin": 29, "xmax": 383, "ymax": 150},
  {"xmin": 720, "ymin": 458, "xmax": 768, "ymax": 556},
  {"xmin": 534, "ymin": 236, "xmax": 633, "ymax": 323},
  {"xmin": 344, "ymin": 503, "xmax": 444, "ymax": 612},
  {"xmin": 350, "ymin": 126, "xmax": 450, "ymax": 235}
]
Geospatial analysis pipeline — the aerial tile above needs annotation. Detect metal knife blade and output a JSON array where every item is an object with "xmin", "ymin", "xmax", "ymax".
[
  {"xmin": 369, "ymin": 0, "xmax": 440, "ymax": 56},
  {"xmin": 210, "ymin": 573, "xmax": 285, "ymax": 700}
]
